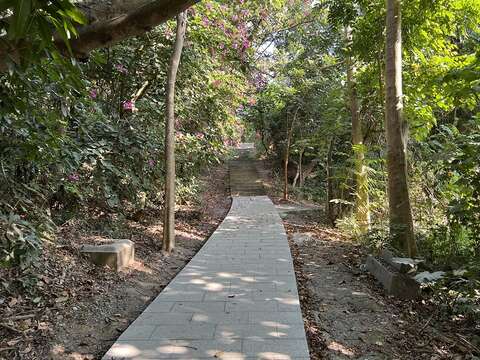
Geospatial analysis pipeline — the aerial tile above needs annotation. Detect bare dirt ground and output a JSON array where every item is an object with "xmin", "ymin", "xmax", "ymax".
[
  {"xmin": 0, "ymin": 165, "xmax": 231, "ymax": 360},
  {"xmin": 256, "ymin": 159, "xmax": 479, "ymax": 360},
  {"xmin": 285, "ymin": 210, "xmax": 478, "ymax": 359}
]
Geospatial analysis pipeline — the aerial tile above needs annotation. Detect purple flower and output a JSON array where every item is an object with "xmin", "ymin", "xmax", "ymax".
[
  {"xmin": 123, "ymin": 100, "xmax": 134, "ymax": 111},
  {"xmin": 175, "ymin": 118, "xmax": 182, "ymax": 129},
  {"xmin": 89, "ymin": 89, "xmax": 97, "ymax": 99},
  {"xmin": 115, "ymin": 64, "xmax": 128, "ymax": 74},
  {"xmin": 67, "ymin": 173, "xmax": 80, "ymax": 182},
  {"xmin": 148, "ymin": 159, "xmax": 156, "ymax": 167}
]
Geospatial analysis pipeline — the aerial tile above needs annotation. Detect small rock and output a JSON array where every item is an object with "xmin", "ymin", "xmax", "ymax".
[
  {"xmin": 453, "ymin": 269, "xmax": 468, "ymax": 276},
  {"xmin": 291, "ymin": 233, "xmax": 311, "ymax": 245},
  {"xmin": 414, "ymin": 271, "xmax": 445, "ymax": 283}
]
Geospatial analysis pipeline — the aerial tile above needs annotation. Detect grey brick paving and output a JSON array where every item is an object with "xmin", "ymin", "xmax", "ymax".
[{"xmin": 103, "ymin": 196, "xmax": 310, "ymax": 360}]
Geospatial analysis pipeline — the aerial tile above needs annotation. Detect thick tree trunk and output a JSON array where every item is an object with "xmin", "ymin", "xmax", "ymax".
[
  {"xmin": 385, "ymin": 0, "xmax": 417, "ymax": 256},
  {"xmin": 162, "ymin": 12, "xmax": 186, "ymax": 253},
  {"xmin": 345, "ymin": 26, "xmax": 371, "ymax": 235},
  {"xmin": 0, "ymin": 0, "xmax": 197, "ymax": 70}
]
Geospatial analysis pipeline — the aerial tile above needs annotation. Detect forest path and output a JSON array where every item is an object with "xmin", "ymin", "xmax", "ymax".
[{"xmin": 102, "ymin": 144, "xmax": 310, "ymax": 359}]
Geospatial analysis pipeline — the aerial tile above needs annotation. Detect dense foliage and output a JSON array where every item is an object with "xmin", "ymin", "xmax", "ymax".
[
  {"xmin": 246, "ymin": 0, "xmax": 480, "ymax": 263},
  {"xmin": 0, "ymin": 0, "xmax": 288, "ymax": 268}
]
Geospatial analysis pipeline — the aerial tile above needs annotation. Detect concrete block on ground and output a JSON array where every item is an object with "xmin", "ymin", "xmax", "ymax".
[
  {"xmin": 381, "ymin": 249, "xmax": 423, "ymax": 274},
  {"xmin": 81, "ymin": 239, "xmax": 134, "ymax": 271},
  {"xmin": 365, "ymin": 255, "xmax": 420, "ymax": 300}
]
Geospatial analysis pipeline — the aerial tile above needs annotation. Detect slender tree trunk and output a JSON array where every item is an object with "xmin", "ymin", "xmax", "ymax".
[
  {"xmin": 283, "ymin": 108, "xmax": 299, "ymax": 200},
  {"xmin": 345, "ymin": 26, "xmax": 371, "ymax": 235},
  {"xmin": 260, "ymin": 130, "xmax": 270, "ymax": 156},
  {"xmin": 298, "ymin": 148, "xmax": 304, "ymax": 186},
  {"xmin": 283, "ymin": 122, "xmax": 291, "ymax": 200},
  {"xmin": 326, "ymin": 137, "xmax": 335, "ymax": 226},
  {"xmin": 163, "ymin": 12, "xmax": 187, "ymax": 253},
  {"xmin": 293, "ymin": 148, "xmax": 304, "ymax": 188},
  {"xmin": 301, "ymin": 158, "xmax": 319, "ymax": 187},
  {"xmin": 385, "ymin": 0, "xmax": 417, "ymax": 257},
  {"xmin": 293, "ymin": 164, "xmax": 300, "ymax": 188}
]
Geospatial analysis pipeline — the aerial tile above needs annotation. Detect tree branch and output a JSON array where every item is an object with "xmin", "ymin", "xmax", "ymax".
[{"xmin": 0, "ymin": 0, "xmax": 199, "ymax": 71}]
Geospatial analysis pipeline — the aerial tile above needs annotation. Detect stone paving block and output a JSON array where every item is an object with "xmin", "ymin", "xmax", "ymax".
[
  {"xmin": 118, "ymin": 325, "xmax": 156, "ymax": 341},
  {"xmin": 251, "ymin": 291, "xmax": 297, "ymax": 301},
  {"xmin": 277, "ymin": 298, "xmax": 301, "ymax": 312},
  {"xmin": 274, "ymin": 324, "xmax": 310, "ymax": 339},
  {"xmin": 274, "ymin": 282, "xmax": 298, "ymax": 293},
  {"xmin": 226, "ymin": 300, "xmax": 278, "ymax": 313},
  {"xmin": 133, "ymin": 313, "xmax": 193, "ymax": 326},
  {"xmin": 215, "ymin": 324, "xmax": 280, "ymax": 339},
  {"xmin": 231, "ymin": 282, "xmax": 276, "ymax": 292},
  {"xmin": 248, "ymin": 311, "xmax": 304, "ymax": 325},
  {"xmin": 242, "ymin": 339, "xmax": 310, "ymax": 358},
  {"xmin": 143, "ymin": 302, "xmax": 175, "ymax": 313},
  {"xmin": 203, "ymin": 290, "xmax": 251, "ymax": 301},
  {"xmin": 172, "ymin": 301, "xmax": 226, "ymax": 313},
  {"xmin": 191, "ymin": 312, "xmax": 249, "ymax": 324},
  {"xmin": 156, "ymin": 289, "xmax": 206, "ymax": 302},
  {"xmin": 149, "ymin": 324, "xmax": 216, "ymax": 340}
]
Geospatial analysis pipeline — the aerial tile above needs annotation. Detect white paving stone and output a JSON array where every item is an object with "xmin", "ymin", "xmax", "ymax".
[{"xmin": 102, "ymin": 196, "xmax": 309, "ymax": 359}]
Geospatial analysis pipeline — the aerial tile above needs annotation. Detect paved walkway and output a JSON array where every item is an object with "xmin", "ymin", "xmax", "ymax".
[{"xmin": 103, "ymin": 147, "xmax": 309, "ymax": 360}]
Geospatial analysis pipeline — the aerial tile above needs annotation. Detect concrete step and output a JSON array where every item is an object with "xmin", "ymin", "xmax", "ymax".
[{"xmin": 229, "ymin": 146, "xmax": 265, "ymax": 197}]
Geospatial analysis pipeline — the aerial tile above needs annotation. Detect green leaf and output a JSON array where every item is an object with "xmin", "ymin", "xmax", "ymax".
[
  {"xmin": 64, "ymin": 7, "xmax": 87, "ymax": 25},
  {"xmin": 9, "ymin": 0, "xmax": 32, "ymax": 39}
]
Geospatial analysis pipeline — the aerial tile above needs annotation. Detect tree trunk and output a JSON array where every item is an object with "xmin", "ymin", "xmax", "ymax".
[
  {"xmin": 385, "ymin": 0, "xmax": 417, "ymax": 256},
  {"xmin": 283, "ymin": 127, "xmax": 290, "ymax": 200},
  {"xmin": 292, "ymin": 148, "xmax": 304, "ymax": 188},
  {"xmin": 298, "ymin": 148, "xmax": 304, "ymax": 186},
  {"xmin": 326, "ymin": 137, "xmax": 335, "ymax": 226},
  {"xmin": 162, "ymin": 12, "xmax": 187, "ymax": 253},
  {"xmin": 301, "ymin": 159, "xmax": 319, "ymax": 187},
  {"xmin": 292, "ymin": 163, "xmax": 300, "ymax": 188},
  {"xmin": 283, "ymin": 108, "xmax": 299, "ymax": 201},
  {"xmin": 345, "ymin": 26, "xmax": 371, "ymax": 235}
]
